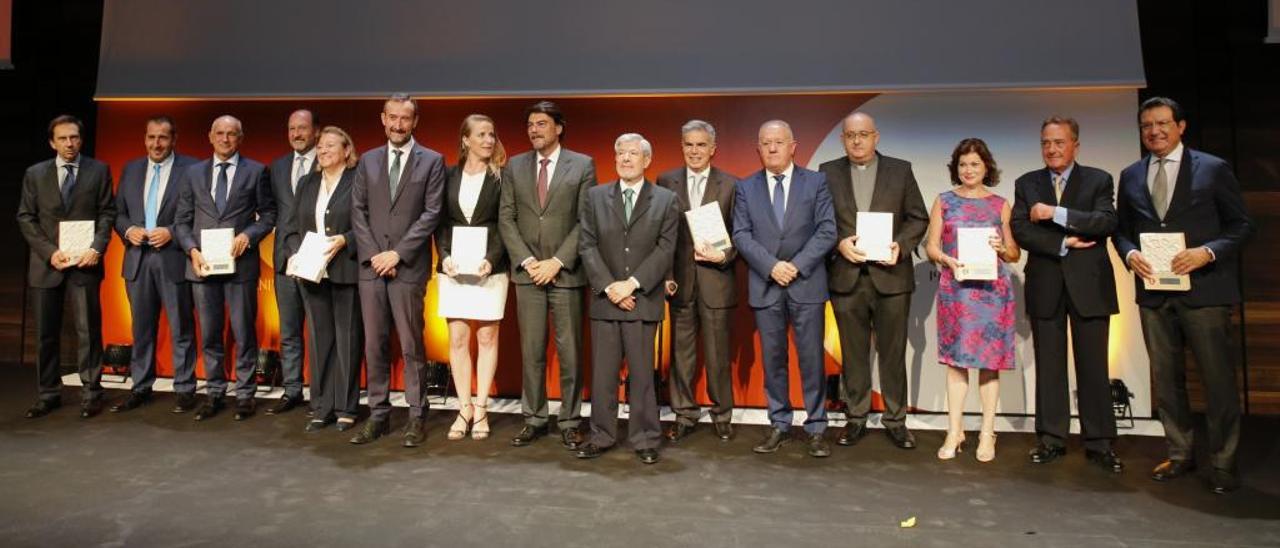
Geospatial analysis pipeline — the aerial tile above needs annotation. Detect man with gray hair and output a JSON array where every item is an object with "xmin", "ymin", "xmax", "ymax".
[
  {"xmin": 575, "ymin": 133, "xmax": 680, "ymax": 464},
  {"xmin": 658, "ymin": 120, "xmax": 740, "ymax": 442}
]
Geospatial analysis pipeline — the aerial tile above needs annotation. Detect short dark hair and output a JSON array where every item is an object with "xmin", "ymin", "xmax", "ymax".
[
  {"xmin": 1139, "ymin": 96, "xmax": 1185, "ymax": 123},
  {"xmin": 947, "ymin": 137, "xmax": 1001, "ymax": 187},
  {"xmin": 385, "ymin": 93, "xmax": 418, "ymax": 117},
  {"xmin": 1040, "ymin": 115, "xmax": 1079, "ymax": 141},
  {"xmin": 524, "ymin": 100, "xmax": 566, "ymax": 136},
  {"xmin": 291, "ymin": 109, "xmax": 319, "ymax": 128},
  {"xmin": 146, "ymin": 115, "xmax": 177, "ymax": 135},
  {"xmin": 48, "ymin": 114, "xmax": 84, "ymax": 139}
]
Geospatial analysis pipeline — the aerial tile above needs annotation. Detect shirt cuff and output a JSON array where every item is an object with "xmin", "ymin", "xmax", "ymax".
[
  {"xmin": 551, "ymin": 257, "xmax": 565, "ymax": 268},
  {"xmin": 1203, "ymin": 246, "xmax": 1216, "ymax": 262},
  {"xmin": 1053, "ymin": 206, "xmax": 1068, "ymax": 227},
  {"xmin": 520, "ymin": 257, "xmax": 535, "ymax": 269},
  {"xmin": 628, "ymin": 276, "xmax": 640, "ymax": 291},
  {"xmin": 1124, "ymin": 249, "xmax": 1138, "ymax": 264},
  {"xmin": 1058, "ymin": 237, "xmax": 1069, "ymax": 257}
]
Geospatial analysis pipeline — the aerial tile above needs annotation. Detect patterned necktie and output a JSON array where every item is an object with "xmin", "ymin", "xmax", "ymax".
[
  {"xmin": 389, "ymin": 149, "xmax": 403, "ymax": 198},
  {"xmin": 623, "ymin": 187, "xmax": 635, "ymax": 223},
  {"xmin": 145, "ymin": 163, "xmax": 161, "ymax": 230},
  {"xmin": 772, "ymin": 174, "xmax": 786, "ymax": 226},
  {"xmin": 215, "ymin": 162, "xmax": 230, "ymax": 214},
  {"xmin": 293, "ymin": 155, "xmax": 307, "ymax": 195},
  {"xmin": 537, "ymin": 158, "xmax": 551, "ymax": 208},
  {"xmin": 1152, "ymin": 158, "xmax": 1169, "ymax": 219},
  {"xmin": 61, "ymin": 164, "xmax": 77, "ymax": 205}
]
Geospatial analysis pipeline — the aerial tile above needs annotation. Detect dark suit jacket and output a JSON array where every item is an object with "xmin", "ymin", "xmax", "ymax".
[
  {"xmin": 498, "ymin": 147, "xmax": 596, "ymax": 288},
  {"xmin": 1114, "ymin": 147, "xmax": 1253, "ymax": 308},
  {"xmin": 657, "ymin": 166, "xmax": 738, "ymax": 309},
  {"xmin": 114, "ymin": 154, "xmax": 199, "ymax": 283},
  {"xmin": 579, "ymin": 180, "xmax": 680, "ymax": 322},
  {"xmin": 173, "ymin": 155, "xmax": 277, "ymax": 283},
  {"xmin": 1011, "ymin": 164, "xmax": 1119, "ymax": 319},
  {"xmin": 350, "ymin": 142, "xmax": 447, "ymax": 285},
  {"xmin": 436, "ymin": 165, "xmax": 508, "ymax": 275},
  {"xmin": 731, "ymin": 166, "xmax": 837, "ymax": 308},
  {"xmin": 283, "ymin": 168, "xmax": 359, "ymax": 285},
  {"xmin": 819, "ymin": 153, "xmax": 928, "ymax": 295},
  {"xmin": 16, "ymin": 156, "xmax": 116, "ymax": 288},
  {"xmin": 269, "ymin": 151, "xmax": 314, "ymax": 275}
]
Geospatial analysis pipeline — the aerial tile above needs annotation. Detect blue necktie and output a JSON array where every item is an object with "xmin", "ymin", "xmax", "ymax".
[
  {"xmin": 215, "ymin": 162, "xmax": 230, "ymax": 214},
  {"xmin": 772, "ymin": 174, "xmax": 786, "ymax": 226},
  {"xmin": 145, "ymin": 164, "xmax": 161, "ymax": 230},
  {"xmin": 61, "ymin": 164, "xmax": 77, "ymax": 205}
]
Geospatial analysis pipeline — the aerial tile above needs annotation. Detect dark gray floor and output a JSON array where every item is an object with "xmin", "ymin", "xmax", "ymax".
[{"xmin": 0, "ymin": 364, "xmax": 1277, "ymax": 548}]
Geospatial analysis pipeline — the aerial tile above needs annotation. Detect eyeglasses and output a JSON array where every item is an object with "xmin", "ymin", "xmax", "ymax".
[
  {"xmin": 844, "ymin": 131, "xmax": 877, "ymax": 141},
  {"xmin": 1139, "ymin": 120, "xmax": 1176, "ymax": 132}
]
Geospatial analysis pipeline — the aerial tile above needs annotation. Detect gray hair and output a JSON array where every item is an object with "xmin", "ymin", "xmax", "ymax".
[
  {"xmin": 614, "ymin": 132, "xmax": 652, "ymax": 157},
  {"xmin": 211, "ymin": 115, "xmax": 243, "ymax": 134},
  {"xmin": 759, "ymin": 119, "xmax": 793, "ymax": 140},
  {"xmin": 680, "ymin": 119, "xmax": 717, "ymax": 143}
]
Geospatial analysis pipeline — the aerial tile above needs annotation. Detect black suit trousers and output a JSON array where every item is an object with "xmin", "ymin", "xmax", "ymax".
[
  {"xmin": 1031, "ymin": 291, "xmax": 1115, "ymax": 451},
  {"xmin": 32, "ymin": 280, "xmax": 103, "ymax": 401},
  {"xmin": 832, "ymin": 273, "xmax": 910, "ymax": 427}
]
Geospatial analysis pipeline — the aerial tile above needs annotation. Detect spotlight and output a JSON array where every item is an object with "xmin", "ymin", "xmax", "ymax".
[
  {"xmin": 1110, "ymin": 378, "xmax": 1134, "ymax": 429},
  {"xmin": 423, "ymin": 360, "xmax": 451, "ymax": 403},
  {"xmin": 825, "ymin": 374, "xmax": 848, "ymax": 414},
  {"xmin": 255, "ymin": 349, "xmax": 281, "ymax": 390},
  {"xmin": 102, "ymin": 344, "xmax": 132, "ymax": 380}
]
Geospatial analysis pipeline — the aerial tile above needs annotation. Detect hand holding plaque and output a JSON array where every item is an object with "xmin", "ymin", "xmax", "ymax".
[
  {"xmin": 1139, "ymin": 232, "xmax": 1190, "ymax": 291},
  {"xmin": 199, "ymin": 228, "xmax": 236, "ymax": 276}
]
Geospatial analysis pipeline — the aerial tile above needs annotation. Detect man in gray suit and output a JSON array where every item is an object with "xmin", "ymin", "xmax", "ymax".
[
  {"xmin": 111, "ymin": 116, "xmax": 199, "ymax": 414},
  {"xmin": 819, "ymin": 112, "xmax": 928, "ymax": 450},
  {"xmin": 17, "ymin": 115, "xmax": 116, "ymax": 419},
  {"xmin": 174, "ymin": 115, "xmax": 277, "ymax": 422},
  {"xmin": 575, "ymin": 133, "xmax": 680, "ymax": 464},
  {"xmin": 348, "ymin": 94, "xmax": 446, "ymax": 447},
  {"xmin": 658, "ymin": 120, "xmax": 739, "ymax": 442},
  {"xmin": 499, "ymin": 101, "xmax": 597, "ymax": 449},
  {"xmin": 266, "ymin": 109, "xmax": 318, "ymax": 415}
]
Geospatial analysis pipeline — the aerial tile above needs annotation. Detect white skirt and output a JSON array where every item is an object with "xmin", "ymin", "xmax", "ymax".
[{"xmin": 436, "ymin": 272, "xmax": 509, "ymax": 321}]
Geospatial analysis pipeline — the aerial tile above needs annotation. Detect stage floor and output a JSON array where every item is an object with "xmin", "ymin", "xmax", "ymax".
[{"xmin": 0, "ymin": 364, "xmax": 1276, "ymax": 547}]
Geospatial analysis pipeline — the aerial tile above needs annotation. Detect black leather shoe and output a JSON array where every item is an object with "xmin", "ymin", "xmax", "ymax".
[
  {"xmin": 304, "ymin": 417, "xmax": 334, "ymax": 433},
  {"xmin": 171, "ymin": 393, "xmax": 198, "ymax": 414},
  {"xmin": 1210, "ymin": 468, "xmax": 1240, "ymax": 494},
  {"xmin": 110, "ymin": 391, "xmax": 152, "ymax": 413},
  {"xmin": 561, "ymin": 426, "xmax": 585, "ymax": 450},
  {"xmin": 1085, "ymin": 449, "xmax": 1125, "ymax": 473},
  {"xmin": 807, "ymin": 433, "xmax": 832, "ymax": 458},
  {"xmin": 402, "ymin": 417, "xmax": 426, "ymax": 447},
  {"xmin": 79, "ymin": 398, "xmax": 103, "ymax": 419},
  {"xmin": 1028, "ymin": 443, "xmax": 1067, "ymax": 464},
  {"xmin": 335, "ymin": 418, "xmax": 356, "ymax": 432},
  {"xmin": 636, "ymin": 448, "xmax": 660, "ymax": 464},
  {"xmin": 885, "ymin": 425, "xmax": 916, "ymax": 449},
  {"xmin": 575, "ymin": 443, "xmax": 607, "ymax": 459},
  {"xmin": 349, "ymin": 419, "xmax": 390, "ymax": 444},
  {"xmin": 837, "ymin": 423, "xmax": 867, "ymax": 446},
  {"xmin": 24, "ymin": 399, "xmax": 61, "ymax": 418},
  {"xmin": 665, "ymin": 422, "xmax": 696, "ymax": 442},
  {"xmin": 233, "ymin": 399, "xmax": 255, "ymax": 421},
  {"xmin": 511, "ymin": 424, "xmax": 548, "ymax": 447},
  {"xmin": 753, "ymin": 427, "xmax": 790, "ymax": 454},
  {"xmin": 714, "ymin": 422, "xmax": 734, "ymax": 441},
  {"xmin": 193, "ymin": 398, "xmax": 226, "ymax": 421},
  {"xmin": 266, "ymin": 395, "xmax": 301, "ymax": 416},
  {"xmin": 1150, "ymin": 459, "xmax": 1196, "ymax": 482}
]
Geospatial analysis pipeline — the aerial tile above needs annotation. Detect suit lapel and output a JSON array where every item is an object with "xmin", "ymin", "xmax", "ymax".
[
  {"xmin": 608, "ymin": 182, "xmax": 626, "ymax": 225},
  {"xmin": 475, "ymin": 171, "xmax": 499, "ymax": 223},
  {"xmin": 672, "ymin": 170, "xmax": 691, "ymax": 209},
  {"xmin": 192, "ymin": 160, "xmax": 219, "ymax": 216},
  {"xmin": 701, "ymin": 169, "xmax": 723, "ymax": 206},
  {"xmin": 756, "ymin": 172, "xmax": 782, "ymax": 233},
  {"xmin": 627, "ymin": 181, "xmax": 653, "ymax": 227},
  {"xmin": 541, "ymin": 154, "xmax": 572, "ymax": 213},
  {"xmin": 1163, "ymin": 148, "xmax": 1195, "ymax": 221},
  {"xmin": 1058, "ymin": 166, "xmax": 1083, "ymax": 207},
  {"xmin": 446, "ymin": 167, "xmax": 464, "ymax": 222},
  {"xmin": 391, "ymin": 146, "xmax": 420, "ymax": 207},
  {"xmin": 867, "ymin": 156, "xmax": 889, "ymax": 211},
  {"xmin": 43, "ymin": 162, "xmax": 65, "ymax": 212},
  {"xmin": 158, "ymin": 162, "xmax": 182, "ymax": 213},
  {"xmin": 222, "ymin": 161, "xmax": 252, "ymax": 218}
]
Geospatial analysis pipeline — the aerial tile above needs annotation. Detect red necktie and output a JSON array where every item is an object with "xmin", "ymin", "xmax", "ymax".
[{"xmin": 537, "ymin": 158, "xmax": 550, "ymax": 208}]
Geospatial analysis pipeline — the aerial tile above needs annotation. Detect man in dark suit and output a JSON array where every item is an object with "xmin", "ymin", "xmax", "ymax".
[
  {"xmin": 575, "ymin": 133, "xmax": 680, "ymax": 464},
  {"xmin": 1115, "ymin": 97, "xmax": 1253, "ymax": 494},
  {"xmin": 659, "ymin": 120, "xmax": 739, "ymax": 443},
  {"xmin": 348, "ymin": 94, "xmax": 446, "ymax": 447},
  {"xmin": 266, "ymin": 109, "xmax": 318, "ymax": 415},
  {"xmin": 731, "ymin": 120, "xmax": 837, "ymax": 458},
  {"xmin": 16, "ymin": 115, "xmax": 116, "ymax": 418},
  {"xmin": 819, "ymin": 112, "xmax": 928, "ymax": 450},
  {"xmin": 111, "ymin": 116, "xmax": 199, "ymax": 414},
  {"xmin": 174, "ymin": 115, "xmax": 277, "ymax": 422},
  {"xmin": 1012, "ymin": 116, "xmax": 1124, "ymax": 473},
  {"xmin": 498, "ymin": 101, "xmax": 596, "ymax": 449}
]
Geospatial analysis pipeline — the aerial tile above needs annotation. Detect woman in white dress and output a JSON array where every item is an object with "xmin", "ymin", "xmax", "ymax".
[{"xmin": 436, "ymin": 114, "xmax": 509, "ymax": 440}]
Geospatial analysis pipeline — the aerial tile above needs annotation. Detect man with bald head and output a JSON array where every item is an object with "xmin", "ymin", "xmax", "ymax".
[
  {"xmin": 819, "ymin": 112, "xmax": 928, "ymax": 449},
  {"xmin": 175, "ymin": 115, "xmax": 276, "ymax": 422},
  {"xmin": 267, "ymin": 109, "xmax": 318, "ymax": 414},
  {"xmin": 731, "ymin": 120, "xmax": 837, "ymax": 457}
]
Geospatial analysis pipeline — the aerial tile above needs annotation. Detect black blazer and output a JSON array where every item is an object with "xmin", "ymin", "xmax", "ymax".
[
  {"xmin": 656, "ymin": 166, "xmax": 738, "ymax": 309},
  {"xmin": 173, "ymin": 155, "xmax": 277, "ymax": 283},
  {"xmin": 819, "ymin": 153, "xmax": 928, "ymax": 296},
  {"xmin": 269, "ymin": 151, "xmax": 315, "ymax": 275},
  {"xmin": 284, "ymin": 168, "xmax": 359, "ymax": 285},
  {"xmin": 1010, "ymin": 164, "xmax": 1119, "ymax": 319},
  {"xmin": 1114, "ymin": 147, "xmax": 1253, "ymax": 308},
  {"xmin": 435, "ymin": 165, "xmax": 508, "ymax": 275},
  {"xmin": 579, "ymin": 180, "xmax": 681, "ymax": 322},
  {"xmin": 114, "ymin": 154, "xmax": 199, "ymax": 283},
  {"xmin": 16, "ymin": 156, "xmax": 116, "ymax": 288}
]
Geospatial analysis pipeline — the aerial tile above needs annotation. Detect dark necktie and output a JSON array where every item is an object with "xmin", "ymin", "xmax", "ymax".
[
  {"xmin": 537, "ymin": 158, "xmax": 551, "ymax": 208},
  {"xmin": 772, "ymin": 174, "xmax": 786, "ymax": 226},
  {"xmin": 61, "ymin": 164, "xmax": 77, "ymax": 205},
  {"xmin": 215, "ymin": 162, "xmax": 230, "ymax": 214},
  {"xmin": 389, "ymin": 149, "xmax": 403, "ymax": 198}
]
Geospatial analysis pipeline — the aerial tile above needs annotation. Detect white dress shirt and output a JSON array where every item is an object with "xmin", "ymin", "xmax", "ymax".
[
  {"xmin": 143, "ymin": 153, "xmax": 176, "ymax": 209},
  {"xmin": 55, "ymin": 155, "xmax": 81, "ymax": 190},
  {"xmin": 686, "ymin": 167, "xmax": 710, "ymax": 208},
  {"xmin": 387, "ymin": 138, "xmax": 415, "ymax": 178},
  {"xmin": 1146, "ymin": 142, "xmax": 1184, "ymax": 214},
  {"xmin": 766, "ymin": 163, "xmax": 796, "ymax": 212},
  {"xmin": 292, "ymin": 148, "xmax": 316, "ymax": 194},
  {"xmin": 210, "ymin": 153, "xmax": 240, "ymax": 199}
]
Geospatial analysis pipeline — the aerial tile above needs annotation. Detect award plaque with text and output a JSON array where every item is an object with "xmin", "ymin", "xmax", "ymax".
[{"xmin": 1139, "ymin": 232, "xmax": 1190, "ymax": 291}]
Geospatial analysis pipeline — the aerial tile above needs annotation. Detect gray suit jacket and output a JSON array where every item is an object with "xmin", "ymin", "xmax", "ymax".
[
  {"xmin": 579, "ymin": 180, "xmax": 680, "ymax": 322},
  {"xmin": 173, "ymin": 155, "xmax": 277, "ymax": 283},
  {"xmin": 656, "ymin": 166, "xmax": 738, "ymax": 309},
  {"xmin": 498, "ymin": 147, "xmax": 596, "ymax": 287},
  {"xmin": 16, "ymin": 156, "xmax": 116, "ymax": 288},
  {"xmin": 350, "ymin": 142, "xmax": 447, "ymax": 285},
  {"xmin": 269, "ymin": 151, "xmax": 314, "ymax": 275}
]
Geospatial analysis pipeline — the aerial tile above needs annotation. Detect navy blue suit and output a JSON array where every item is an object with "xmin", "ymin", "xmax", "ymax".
[
  {"xmin": 268, "ymin": 152, "xmax": 310, "ymax": 399},
  {"xmin": 114, "ymin": 154, "xmax": 199, "ymax": 394},
  {"xmin": 1115, "ymin": 146, "xmax": 1253, "ymax": 471},
  {"xmin": 731, "ymin": 165, "xmax": 836, "ymax": 433}
]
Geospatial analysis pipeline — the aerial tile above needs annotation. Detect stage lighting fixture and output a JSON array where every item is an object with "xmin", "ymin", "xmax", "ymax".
[
  {"xmin": 1111, "ymin": 378, "xmax": 1135, "ymax": 429},
  {"xmin": 255, "ymin": 349, "xmax": 281, "ymax": 390},
  {"xmin": 102, "ymin": 344, "xmax": 132, "ymax": 378}
]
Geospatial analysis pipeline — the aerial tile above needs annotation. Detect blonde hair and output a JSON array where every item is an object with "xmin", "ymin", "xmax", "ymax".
[
  {"xmin": 319, "ymin": 126, "xmax": 358, "ymax": 169},
  {"xmin": 459, "ymin": 114, "xmax": 507, "ymax": 178}
]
